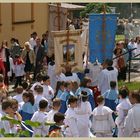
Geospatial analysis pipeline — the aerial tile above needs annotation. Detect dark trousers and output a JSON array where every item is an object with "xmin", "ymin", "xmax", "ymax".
[
  {"xmin": 15, "ymin": 76, "xmax": 22, "ymax": 88},
  {"xmin": 33, "ymin": 64, "xmax": 42, "ymax": 81},
  {"xmin": 118, "ymin": 66, "xmax": 127, "ymax": 81}
]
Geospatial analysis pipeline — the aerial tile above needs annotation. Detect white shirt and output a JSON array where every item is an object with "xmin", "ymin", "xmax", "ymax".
[
  {"xmin": 14, "ymin": 63, "xmax": 25, "ymax": 77},
  {"xmin": 13, "ymin": 94, "xmax": 23, "ymax": 103},
  {"xmin": 47, "ymin": 109, "xmax": 58, "ymax": 122},
  {"xmin": 42, "ymin": 84, "xmax": 54, "ymax": 105},
  {"xmin": 31, "ymin": 111, "xmax": 48, "ymax": 137},
  {"xmin": 92, "ymin": 105, "xmax": 115, "ymax": 134},
  {"xmin": 64, "ymin": 107, "xmax": 79, "ymax": 137},
  {"xmin": 75, "ymin": 101, "xmax": 92, "ymax": 137},
  {"xmin": 30, "ymin": 82, "xmax": 42, "ymax": 94},
  {"xmin": 98, "ymin": 67, "xmax": 118, "ymax": 95},
  {"xmin": 115, "ymin": 98, "xmax": 132, "ymax": 127},
  {"xmin": 0, "ymin": 111, "xmax": 18, "ymax": 135},
  {"xmin": 86, "ymin": 62, "xmax": 102, "ymax": 86},
  {"xmin": 29, "ymin": 38, "xmax": 36, "ymax": 49},
  {"xmin": 58, "ymin": 73, "xmax": 80, "ymax": 85},
  {"xmin": 124, "ymin": 104, "xmax": 140, "ymax": 137},
  {"xmin": 34, "ymin": 95, "xmax": 48, "ymax": 111}
]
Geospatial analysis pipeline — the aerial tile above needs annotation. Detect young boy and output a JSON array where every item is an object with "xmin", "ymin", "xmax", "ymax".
[
  {"xmin": 13, "ymin": 54, "xmax": 24, "ymax": 89},
  {"xmin": 92, "ymin": 95, "xmax": 115, "ymax": 137},
  {"xmin": 34, "ymin": 85, "xmax": 48, "ymax": 111},
  {"xmin": 13, "ymin": 86, "xmax": 24, "ymax": 103},
  {"xmin": 115, "ymin": 86, "xmax": 132, "ymax": 137},
  {"xmin": 42, "ymin": 75, "xmax": 54, "ymax": 110},
  {"xmin": 30, "ymin": 73, "xmax": 43, "ymax": 93},
  {"xmin": 64, "ymin": 96, "xmax": 79, "ymax": 137},
  {"xmin": 0, "ymin": 99, "xmax": 18, "ymax": 135},
  {"xmin": 31, "ymin": 99, "xmax": 49, "ymax": 137},
  {"xmin": 47, "ymin": 98, "xmax": 61, "ymax": 122},
  {"xmin": 48, "ymin": 112, "xmax": 65, "ymax": 137}
]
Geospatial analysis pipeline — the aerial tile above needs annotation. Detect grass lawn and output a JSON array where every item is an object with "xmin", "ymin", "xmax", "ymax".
[{"xmin": 118, "ymin": 81, "xmax": 140, "ymax": 91}]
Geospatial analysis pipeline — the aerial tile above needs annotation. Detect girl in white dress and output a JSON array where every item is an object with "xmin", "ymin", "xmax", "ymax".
[{"xmin": 75, "ymin": 91, "xmax": 92, "ymax": 137}]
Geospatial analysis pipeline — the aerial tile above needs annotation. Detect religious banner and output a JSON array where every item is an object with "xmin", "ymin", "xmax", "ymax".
[
  {"xmin": 52, "ymin": 29, "xmax": 83, "ymax": 73},
  {"xmin": 89, "ymin": 14, "xmax": 117, "ymax": 63},
  {"xmin": 48, "ymin": 4, "xmax": 68, "ymax": 51}
]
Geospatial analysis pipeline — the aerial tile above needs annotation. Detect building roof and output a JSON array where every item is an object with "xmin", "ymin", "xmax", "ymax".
[{"xmin": 49, "ymin": 3, "xmax": 85, "ymax": 10}]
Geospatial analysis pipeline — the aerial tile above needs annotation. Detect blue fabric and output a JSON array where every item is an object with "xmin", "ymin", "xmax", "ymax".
[
  {"xmin": 59, "ymin": 91, "xmax": 74, "ymax": 101},
  {"xmin": 103, "ymin": 89, "xmax": 118, "ymax": 111},
  {"xmin": 19, "ymin": 110, "xmax": 33, "ymax": 137},
  {"xmin": 89, "ymin": 14, "xmax": 117, "ymax": 63},
  {"xmin": 59, "ymin": 90, "xmax": 74, "ymax": 114},
  {"xmin": 59, "ymin": 100, "xmax": 67, "ymax": 114},
  {"xmin": 77, "ymin": 72, "xmax": 85, "ymax": 82},
  {"xmin": 56, "ymin": 90, "xmax": 63, "ymax": 98},
  {"xmin": 104, "ymin": 99, "xmax": 117, "ymax": 111},
  {"xmin": 19, "ymin": 110, "xmax": 33, "ymax": 121},
  {"xmin": 103, "ymin": 89, "xmax": 118, "ymax": 100},
  {"xmin": 21, "ymin": 102, "xmax": 35, "ymax": 114}
]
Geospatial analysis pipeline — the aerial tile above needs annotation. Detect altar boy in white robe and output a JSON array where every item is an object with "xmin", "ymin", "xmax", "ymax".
[
  {"xmin": 31, "ymin": 100, "xmax": 49, "ymax": 137},
  {"xmin": 98, "ymin": 59, "xmax": 118, "ymax": 95},
  {"xmin": 75, "ymin": 91, "xmax": 92, "ymax": 137},
  {"xmin": 57, "ymin": 64, "xmax": 80, "ymax": 85},
  {"xmin": 64, "ymin": 96, "xmax": 79, "ymax": 137},
  {"xmin": 123, "ymin": 90, "xmax": 140, "ymax": 137},
  {"xmin": 115, "ymin": 86, "xmax": 132, "ymax": 137},
  {"xmin": 91, "ymin": 96, "xmax": 115, "ymax": 137},
  {"xmin": 42, "ymin": 75, "xmax": 54, "ymax": 110}
]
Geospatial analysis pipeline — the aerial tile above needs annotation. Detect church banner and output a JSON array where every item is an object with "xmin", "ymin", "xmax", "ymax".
[
  {"xmin": 48, "ymin": 4, "xmax": 68, "ymax": 56},
  {"xmin": 52, "ymin": 29, "xmax": 83, "ymax": 73},
  {"xmin": 89, "ymin": 14, "xmax": 117, "ymax": 63}
]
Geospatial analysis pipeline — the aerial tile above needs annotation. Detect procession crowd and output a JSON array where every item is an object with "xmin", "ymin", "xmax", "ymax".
[{"xmin": 0, "ymin": 18, "xmax": 140, "ymax": 137}]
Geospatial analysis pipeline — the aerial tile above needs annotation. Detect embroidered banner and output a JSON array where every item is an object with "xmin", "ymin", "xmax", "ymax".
[
  {"xmin": 89, "ymin": 14, "xmax": 117, "ymax": 63},
  {"xmin": 52, "ymin": 29, "xmax": 83, "ymax": 73}
]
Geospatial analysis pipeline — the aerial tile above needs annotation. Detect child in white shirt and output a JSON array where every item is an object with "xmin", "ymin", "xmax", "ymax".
[
  {"xmin": 47, "ymin": 98, "xmax": 61, "ymax": 122},
  {"xmin": 31, "ymin": 99, "xmax": 49, "ymax": 137},
  {"xmin": 92, "ymin": 95, "xmax": 115, "ymax": 137},
  {"xmin": 64, "ymin": 96, "xmax": 79, "ymax": 137}
]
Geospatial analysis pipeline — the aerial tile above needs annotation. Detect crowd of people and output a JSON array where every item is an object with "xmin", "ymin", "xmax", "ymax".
[{"xmin": 0, "ymin": 22, "xmax": 140, "ymax": 137}]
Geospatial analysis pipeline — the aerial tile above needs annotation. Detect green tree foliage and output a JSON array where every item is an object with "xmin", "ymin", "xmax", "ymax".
[{"xmin": 80, "ymin": 3, "xmax": 112, "ymax": 18}]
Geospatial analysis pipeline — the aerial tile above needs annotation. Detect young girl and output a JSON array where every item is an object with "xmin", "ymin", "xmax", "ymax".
[
  {"xmin": 92, "ymin": 96, "xmax": 115, "ymax": 137},
  {"xmin": 55, "ymin": 81, "xmax": 65, "ymax": 99},
  {"xmin": 75, "ymin": 77, "xmax": 95, "ymax": 110},
  {"xmin": 19, "ymin": 91, "xmax": 35, "ymax": 121},
  {"xmin": 75, "ymin": 91, "xmax": 92, "ymax": 137},
  {"xmin": 64, "ymin": 96, "xmax": 79, "ymax": 137},
  {"xmin": 115, "ymin": 86, "xmax": 132, "ymax": 137},
  {"xmin": 59, "ymin": 82, "xmax": 74, "ymax": 114}
]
